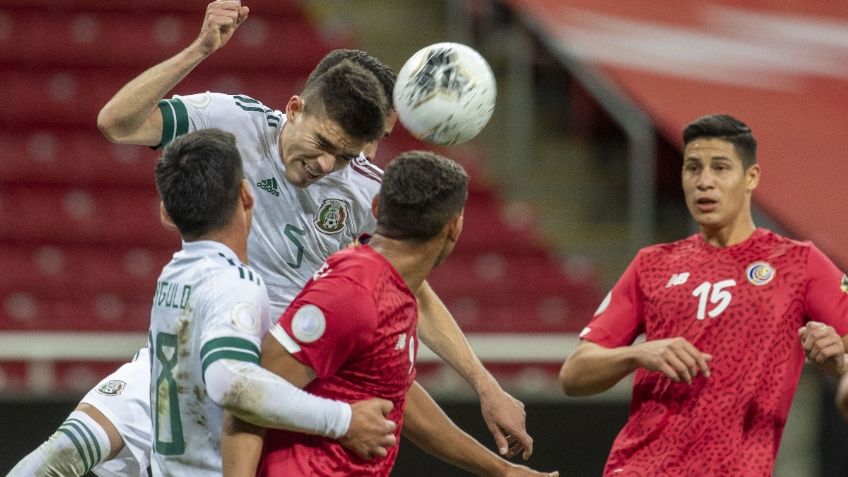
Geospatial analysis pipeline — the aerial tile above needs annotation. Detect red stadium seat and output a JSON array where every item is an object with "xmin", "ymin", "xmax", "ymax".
[
  {"xmin": 0, "ymin": 184, "xmax": 178, "ymax": 246},
  {"xmin": 0, "ymin": 67, "xmax": 304, "ymax": 127},
  {"xmin": 0, "ymin": 8, "xmax": 327, "ymax": 72},
  {"xmin": 0, "ymin": 129, "xmax": 159, "ymax": 185},
  {"xmin": 0, "ymin": 289, "xmax": 152, "ymax": 332},
  {"xmin": 0, "ymin": 243, "xmax": 172, "ymax": 295}
]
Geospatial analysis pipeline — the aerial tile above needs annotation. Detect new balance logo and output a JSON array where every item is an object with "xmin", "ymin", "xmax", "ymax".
[
  {"xmin": 395, "ymin": 333, "xmax": 407, "ymax": 351},
  {"xmin": 257, "ymin": 178, "xmax": 280, "ymax": 196},
  {"xmin": 666, "ymin": 272, "xmax": 690, "ymax": 288}
]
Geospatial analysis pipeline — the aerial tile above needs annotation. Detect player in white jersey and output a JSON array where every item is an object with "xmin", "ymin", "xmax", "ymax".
[
  {"xmin": 149, "ymin": 129, "xmax": 395, "ymax": 475},
  {"xmin": 11, "ymin": 2, "xmax": 530, "ymax": 475}
]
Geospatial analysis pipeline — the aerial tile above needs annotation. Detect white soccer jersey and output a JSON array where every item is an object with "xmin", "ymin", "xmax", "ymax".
[
  {"xmin": 148, "ymin": 240, "xmax": 270, "ymax": 476},
  {"xmin": 158, "ymin": 93, "xmax": 382, "ymax": 315}
]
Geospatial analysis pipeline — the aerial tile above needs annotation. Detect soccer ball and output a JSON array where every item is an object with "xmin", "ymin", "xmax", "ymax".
[{"xmin": 393, "ymin": 42, "xmax": 497, "ymax": 145}]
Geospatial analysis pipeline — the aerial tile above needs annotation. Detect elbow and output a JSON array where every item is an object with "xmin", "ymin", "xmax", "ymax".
[
  {"xmin": 96, "ymin": 106, "xmax": 134, "ymax": 144},
  {"xmin": 96, "ymin": 108, "xmax": 122, "ymax": 143},
  {"xmin": 559, "ymin": 358, "xmax": 593, "ymax": 397}
]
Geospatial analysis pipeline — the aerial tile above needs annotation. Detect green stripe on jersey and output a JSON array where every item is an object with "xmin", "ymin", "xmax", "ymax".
[
  {"xmin": 201, "ymin": 349, "xmax": 260, "ymax": 380},
  {"xmin": 201, "ymin": 337, "xmax": 259, "ymax": 362},
  {"xmin": 57, "ymin": 426, "xmax": 91, "ymax": 472},
  {"xmin": 67, "ymin": 418, "xmax": 102, "ymax": 465},
  {"xmin": 233, "ymin": 94, "xmax": 260, "ymax": 104},
  {"xmin": 157, "ymin": 99, "xmax": 190, "ymax": 147},
  {"xmin": 63, "ymin": 420, "xmax": 97, "ymax": 469}
]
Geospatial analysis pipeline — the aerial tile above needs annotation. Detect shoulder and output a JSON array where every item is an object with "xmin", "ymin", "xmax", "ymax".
[
  {"xmin": 203, "ymin": 253, "xmax": 267, "ymax": 296},
  {"xmin": 636, "ymin": 234, "xmax": 698, "ymax": 262},
  {"xmin": 349, "ymin": 155, "xmax": 383, "ymax": 185}
]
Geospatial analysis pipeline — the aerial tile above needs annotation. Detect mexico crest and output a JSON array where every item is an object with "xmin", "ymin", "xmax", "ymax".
[
  {"xmin": 96, "ymin": 379, "xmax": 126, "ymax": 396},
  {"xmin": 314, "ymin": 198, "xmax": 349, "ymax": 235}
]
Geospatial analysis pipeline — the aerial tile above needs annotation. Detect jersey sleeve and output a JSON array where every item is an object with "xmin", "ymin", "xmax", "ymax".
[
  {"xmin": 197, "ymin": 270, "xmax": 272, "ymax": 380},
  {"xmin": 580, "ymin": 251, "xmax": 645, "ymax": 347},
  {"xmin": 803, "ymin": 244, "xmax": 848, "ymax": 335},
  {"xmin": 270, "ymin": 274, "xmax": 376, "ymax": 379},
  {"xmin": 157, "ymin": 92, "xmax": 255, "ymax": 148}
]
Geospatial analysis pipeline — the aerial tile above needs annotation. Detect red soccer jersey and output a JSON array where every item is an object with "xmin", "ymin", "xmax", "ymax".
[
  {"xmin": 258, "ymin": 245, "xmax": 418, "ymax": 477},
  {"xmin": 581, "ymin": 228, "xmax": 848, "ymax": 476}
]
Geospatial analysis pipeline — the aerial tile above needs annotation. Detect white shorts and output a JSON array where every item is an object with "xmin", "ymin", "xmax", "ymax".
[{"xmin": 80, "ymin": 348, "xmax": 152, "ymax": 477}]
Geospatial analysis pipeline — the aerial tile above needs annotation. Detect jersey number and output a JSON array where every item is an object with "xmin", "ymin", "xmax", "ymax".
[
  {"xmin": 692, "ymin": 280, "xmax": 736, "ymax": 320},
  {"xmin": 284, "ymin": 224, "xmax": 306, "ymax": 269},
  {"xmin": 153, "ymin": 332, "xmax": 185, "ymax": 455}
]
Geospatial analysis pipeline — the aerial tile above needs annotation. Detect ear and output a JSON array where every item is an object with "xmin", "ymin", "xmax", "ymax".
[
  {"xmin": 159, "ymin": 202, "xmax": 178, "ymax": 231},
  {"xmin": 746, "ymin": 164, "xmax": 761, "ymax": 192},
  {"xmin": 447, "ymin": 212, "xmax": 464, "ymax": 242},
  {"xmin": 285, "ymin": 95, "xmax": 304, "ymax": 122},
  {"xmin": 240, "ymin": 179, "xmax": 254, "ymax": 211},
  {"xmin": 370, "ymin": 195, "xmax": 379, "ymax": 219}
]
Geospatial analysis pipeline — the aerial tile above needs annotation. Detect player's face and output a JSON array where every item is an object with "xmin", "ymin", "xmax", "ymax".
[
  {"xmin": 281, "ymin": 97, "xmax": 366, "ymax": 188},
  {"xmin": 682, "ymin": 138, "xmax": 759, "ymax": 231},
  {"xmin": 361, "ymin": 110, "xmax": 397, "ymax": 162}
]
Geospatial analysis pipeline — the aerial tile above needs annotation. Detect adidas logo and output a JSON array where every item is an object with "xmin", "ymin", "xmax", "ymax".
[{"xmin": 257, "ymin": 178, "xmax": 280, "ymax": 196}]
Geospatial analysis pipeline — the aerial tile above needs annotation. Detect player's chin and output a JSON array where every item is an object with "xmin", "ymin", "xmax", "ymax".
[{"xmin": 284, "ymin": 170, "xmax": 311, "ymax": 188}]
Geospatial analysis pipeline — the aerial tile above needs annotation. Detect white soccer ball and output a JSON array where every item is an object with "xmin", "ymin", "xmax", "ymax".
[{"xmin": 393, "ymin": 42, "xmax": 496, "ymax": 145}]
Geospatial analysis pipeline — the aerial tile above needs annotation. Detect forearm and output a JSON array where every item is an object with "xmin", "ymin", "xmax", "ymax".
[
  {"xmin": 97, "ymin": 42, "xmax": 209, "ymax": 144},
  {"xmin": 205, "ymin": 359, "xmax": 351, "ymax": 438},
  {"xmin": 403, "ymin": 381, "xmax": 507, "ymax": 476},
  {"xmin": 221, "ymin": 411, "xmax": 265, "ymax": 477},
  {"xmin": 559, "ymin": 341, "xmax": 638, "ymax": 396},
  {"xmin": 417, "ymin": 281, "xmax": 496, "ymax": 393}
]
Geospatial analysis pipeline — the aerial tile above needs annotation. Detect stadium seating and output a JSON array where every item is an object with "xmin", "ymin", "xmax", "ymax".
[{"xmin": 0, "ymin": 0, "xmax": 602, "ymax": 394}]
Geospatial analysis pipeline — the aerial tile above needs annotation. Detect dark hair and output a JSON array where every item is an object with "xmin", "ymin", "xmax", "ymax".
[
  {"xmin": 307, "ymin": 49, "xmax": 395, "ymax": 108},
  {"xmin": 301, "ymin": 60, "xmax": 388, "ymax": 143},
  {"xmin": 376, "ymin": 151, "xmax": 468, "ymax": 241},
  {"xmin": 155, "ymin": 129, "xmax": 244, "ymax": 240},
  {"xmin": 682, "ymin": 114, "xmax": 757, "ymax": 168}
]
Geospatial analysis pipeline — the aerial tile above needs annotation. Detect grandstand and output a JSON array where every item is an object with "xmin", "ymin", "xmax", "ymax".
[{"xmin": 2, "ymin": 0, "xmax": 848, "ymax": 475}]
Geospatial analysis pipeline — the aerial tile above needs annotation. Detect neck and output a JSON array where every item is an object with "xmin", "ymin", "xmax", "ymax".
[
  {"xmin": 194, "ymin": 223, "xmax": 249, "ymax": 263},
  {"xmin": 367, "ymin": 234, "xmax": 444, "ymax": 293},
  {"xmin": 699, "ymin": 215, "xmax": 756, "ymax": 248}
]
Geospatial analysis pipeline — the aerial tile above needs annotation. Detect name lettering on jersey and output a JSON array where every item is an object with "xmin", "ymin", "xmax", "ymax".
[
  {"xmin": 840, "ymin": 274, "xmax": 848, "ymax": 294},
  {"xmin": 666, "ymin": 272, "xmax": 690, "ymax": 288},
  {"xmin": 155, "ymin": 281, "xmax": 192, "ymax": 310},
  {"xmin": 745, "ymin": 261, "xmax": 775, "ymax": 286},
  {"xmin": 256, "ymin": 177, "xmax": 280, "ymax": 196},
  {"xmin": 395, "ymin": 333, "xmax": 407, "ymax": 351},
  {"xmin": 314, "ymin": 198, "xmax": 349, "ymax": 235}
]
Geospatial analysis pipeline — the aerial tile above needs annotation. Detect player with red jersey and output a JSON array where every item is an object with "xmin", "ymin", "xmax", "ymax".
[
  {"xmin": 560, "ymin": 114, "xmax": 848, "ymax": 476},
  {"xmin": 223, "ymin": 151, "xmax": 558, "ymax": 477}
]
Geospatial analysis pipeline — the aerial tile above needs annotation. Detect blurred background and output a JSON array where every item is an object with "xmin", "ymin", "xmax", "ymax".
[{"xmin": 1, "ymin": 0, "xmax": 847, "ymax": 475}]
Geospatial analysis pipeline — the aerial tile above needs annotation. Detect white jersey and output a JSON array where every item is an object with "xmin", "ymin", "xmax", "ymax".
[
  {"xmin": 158, "ymin": 93, "xmax": 382, "ymax": 315},
  {"xmin": 148, "ymin": 240, "xmax": 271, "ymax": 476}
]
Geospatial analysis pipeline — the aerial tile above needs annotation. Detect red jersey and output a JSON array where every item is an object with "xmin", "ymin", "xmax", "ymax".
[
  {"xmin": 258, "ymin": 245, "xmax": 418, "ymax": 477},
  {"xmin": 582, "ymin": 228, "xmax": 848, "ymax": 476}
]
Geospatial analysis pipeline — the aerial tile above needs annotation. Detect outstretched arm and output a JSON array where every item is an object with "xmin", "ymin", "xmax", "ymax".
[
  {"xmin": 402, "ymin": 382, "xmax": 558, "ymax": 477},
  {"xmin": 416, "ymin": 281, "xmax": 532, "ymax": 459},
  {"xmin": 97, "ymin": 0, "xmax": 248, "ymax": 145},
  {"xmin": 560, "ymin": 338, "xmax": 712, "ymax": 396}
]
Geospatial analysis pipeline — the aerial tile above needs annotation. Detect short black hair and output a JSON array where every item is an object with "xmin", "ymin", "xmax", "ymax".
[
  {"xmin": 307, "ymin": 49, "xmax": 395, "ymax": 108},
  {"xmin": 376, "ymin": 151, "xmax": 468, "ymax": 241},
  {"xmin": 155, "ymin": 129, "xmax": 244, "ymax": 240},
  {"xmin": 682, "ymin": 114, "xmax": 757, "ymax": 168},
  {"xmin": 301, "ymin": 60, "xmax": 388, "ymax": 143}
]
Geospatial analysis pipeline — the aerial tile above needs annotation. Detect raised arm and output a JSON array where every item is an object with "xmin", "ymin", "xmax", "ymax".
[
  {"xmin": 416, "ymin": 281, "xmax": 532, "ymax": 459},
  {"xmin": 97, "ymin": 1, "xmax": 248, "ymax": 145},
  {"xmin": 402, "ymin": 382, "xmax": 558, "ymax": 477},
  {"xmin": 560, "ymin": 338, "xmax": 712, "ymax": 396}
]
